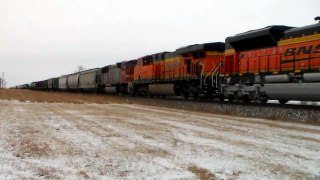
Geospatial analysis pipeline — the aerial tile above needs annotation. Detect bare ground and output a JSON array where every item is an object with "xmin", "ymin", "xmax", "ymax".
[
  {"xmin": 0, "ymin": 90, "xmax": 319, "ymax": 179},
  {"xmin": 1, "ymin": 89, "xmax": 320, "ymax": 124}
]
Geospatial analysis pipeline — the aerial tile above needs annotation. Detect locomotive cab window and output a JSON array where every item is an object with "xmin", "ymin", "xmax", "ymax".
[{"xmin": 192, "ymin": 51, "xmax": 205, "ymax": 59}]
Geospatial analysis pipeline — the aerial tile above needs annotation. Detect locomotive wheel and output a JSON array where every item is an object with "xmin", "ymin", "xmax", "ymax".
[
  {"xmin": 218, "ymin": 95, "xmax": 225, "ymax": 102},
  {"xmin": 241, "ymin": 95, "xmax": 250, "ymax": 103},
  {"xmin": 258, "ymin": 99, "xmax": 268, "ymax": 104},
  {"xmin": 227, "ymin": 95, "xmax": 234, "ymax": 102},
  {"xmin": 184, "ymin": 93, "xmax": 189, "ymax": 100},
  {"xmin": 278, "ymin": 99, "xmax": 288, "ymax": 105},
  {"xmin": 193, "ymin": 92, "xmax": 199, "ymax": 100}
]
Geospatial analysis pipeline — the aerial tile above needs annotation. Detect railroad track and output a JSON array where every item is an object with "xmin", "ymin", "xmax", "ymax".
[{"xmin": 104, "ymin": 94, "xmax": 320, "ymax": 111}]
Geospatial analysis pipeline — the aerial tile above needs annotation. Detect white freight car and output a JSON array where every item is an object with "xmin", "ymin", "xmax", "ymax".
[{"xmin": 78, "ymin": 68, "xmax": 101, "ymax": 91}]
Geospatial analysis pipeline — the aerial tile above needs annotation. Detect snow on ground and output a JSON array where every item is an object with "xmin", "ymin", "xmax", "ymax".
[{"xmin": 0, "ymin": 100, "xmax": 319, "ymax": 179}]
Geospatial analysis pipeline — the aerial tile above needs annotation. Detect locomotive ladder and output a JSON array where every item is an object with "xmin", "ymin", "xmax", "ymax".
[{"xmin": 202, "ymin": 62, "xmax": 221, "ymax": 88}]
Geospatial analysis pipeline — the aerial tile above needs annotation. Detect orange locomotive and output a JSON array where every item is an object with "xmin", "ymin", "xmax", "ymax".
[
  {"xmin": 222, "ymin": 22, "xmax": 320, "ymax": 103},
  {"xmin": 132, "ymin": 43, "xmax": 225, "ymax": 98}
]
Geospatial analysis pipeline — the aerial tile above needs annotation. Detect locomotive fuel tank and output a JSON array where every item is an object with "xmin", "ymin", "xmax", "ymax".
[
  {"xmin": 105, "ymin": 86, "xmax": 117, "ymax": 94},
  {"xmin": 149, "ymin": 84, "xmax": 176, "ymax": 96},
  {"xmin": 303, "ymin": 73, "xmax": 320, "ymax": 82},
  {"xmin": 264, "ymin": 75, "xmax": 290, "ymax": 83},
  {"xmin": 263, "ymin": 83, "xmax": 320, "ymax": 101}
]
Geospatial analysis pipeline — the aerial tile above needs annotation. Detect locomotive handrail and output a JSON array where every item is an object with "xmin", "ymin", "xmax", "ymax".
[
  {"xmin": 200, "ymin": 62, "xmax": 204, "ymax": 91},
  {"xmin": 203, "ymin": 62, "xmax": 220, "ymax": 86},
  {"xmin": 200, "ymin": 62, "xmax": 221, "ymax": 88},
  {"xmin": 211, "ymin": 62, "xmax": 221, "ymax": 88}
]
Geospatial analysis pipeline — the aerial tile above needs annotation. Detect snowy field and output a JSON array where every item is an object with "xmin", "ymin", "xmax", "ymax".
[{"xmin": 0, "ymin": 100, "xmax": 319, "ymax": 179}]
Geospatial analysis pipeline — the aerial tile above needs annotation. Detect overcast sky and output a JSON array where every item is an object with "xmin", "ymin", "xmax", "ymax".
[{"xmin": 1, "ymin": 0, "xmax": 319, "ymax": 87}]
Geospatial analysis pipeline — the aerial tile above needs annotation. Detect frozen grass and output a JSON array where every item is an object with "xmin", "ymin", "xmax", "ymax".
[{"xmin": 0, "ymin": 100, "xmax": 319, "ymax": 179}]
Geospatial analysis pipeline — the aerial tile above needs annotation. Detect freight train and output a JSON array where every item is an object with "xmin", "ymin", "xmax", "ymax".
[{"xmin": 16, "ymin": 21, "xmax": 320, "ymax": 104}]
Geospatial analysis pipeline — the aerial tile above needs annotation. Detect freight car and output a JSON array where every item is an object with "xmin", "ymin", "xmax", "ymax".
[
  {"xmin": 47, "ymin": 78, "xmax": 59, "ymax": 90},
  {"xmin": 14, "ymin": 84, "xmax": 29, "ymax": 89},
  {"xmin": 59, "ymin": 75, "xmax": 68, "ymax": 91},
  {"xmin": 101, "ymin": 63, "xmax": 122, "ymax": 94},
  {"xmin": 67, "ymin": 72, "xmax": 80, "ymax": 91},
  {"xmin": 78, "ymin": 68, "xmax": 101, "ymax": 92}
]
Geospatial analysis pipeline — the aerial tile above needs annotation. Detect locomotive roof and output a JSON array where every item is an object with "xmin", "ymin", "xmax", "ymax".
[
  {"xmin": 175, "ymin": 42, "xmax": 225, "ymax": 55},
  {"xmin": 152, "ymin": 52, "xmax": 170, "ymax": 61},
  {"xmin": 101, "ymin": 62, "xmax": 123, "ymax": 72},
  {"xmin": 138, "ymin": 52, "xmax": 170, "ymax": 62},
  {"xmin": 226, "ymin": 25, "xmax": 293, "ymax": 51},
  {"xmin": 101, "ymin": 66, "xmax": 109, "ymax": 73},
  {"xmin": 121, "ymin": 59, "xmax": 137, "ymax": 64},
  {"xmin": 79, "ymin": 68, "xmax": 101, "ymax": 74},
  {"xmin": 164, "ymin": 52, "xmax": 177, "ymax": 59},
  {"xmin": 283, "ymin": 23, "xmax": 320, "ymax": 39}
]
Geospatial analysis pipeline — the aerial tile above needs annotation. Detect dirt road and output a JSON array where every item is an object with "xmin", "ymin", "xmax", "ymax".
[{"xmin": 0, "ymin": 99, "xmax": 319, "ymax": 179}]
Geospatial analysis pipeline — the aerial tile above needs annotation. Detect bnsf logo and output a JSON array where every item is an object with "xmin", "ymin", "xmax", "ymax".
[{"xmin": 284, "ymin": 44, "xmax": 320, "ymax": 56}]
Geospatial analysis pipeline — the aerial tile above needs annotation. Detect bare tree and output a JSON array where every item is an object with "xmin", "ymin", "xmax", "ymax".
[{"xmin": 76, "ymin": 65, "xmax": 85, "ymax": 73}]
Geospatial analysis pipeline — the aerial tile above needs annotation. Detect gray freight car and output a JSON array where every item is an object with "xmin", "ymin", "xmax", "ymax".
[
  {"xmin": 101, "ymin": 63, "xmax": 122, "ymax": 94},
  {"xmin": 67, "ymin": 73, "xmax": 80, "ymax": 90},
  {"xmin": 48, "ymin": 78, "xmax": 59, "ymax": 90},
  {"xmin": 52, "ymin": 77, "xmax": 59, "ymax": 90},
  {"xmin": 59, "ymin": 76, "xmax": 68, "ymax": 91},
  {"xmin": 78, "ymin": 68, "xmax": 101, "ymax": 92},
  {"xmin": 48, "ymin": 78, "xmax": 53, "ymax": 90}
]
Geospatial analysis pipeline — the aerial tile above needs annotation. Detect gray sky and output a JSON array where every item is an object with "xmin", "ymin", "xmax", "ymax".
[{"xmin": 1, "ymin": 0, "xmax": 319, "ymax": 87}]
